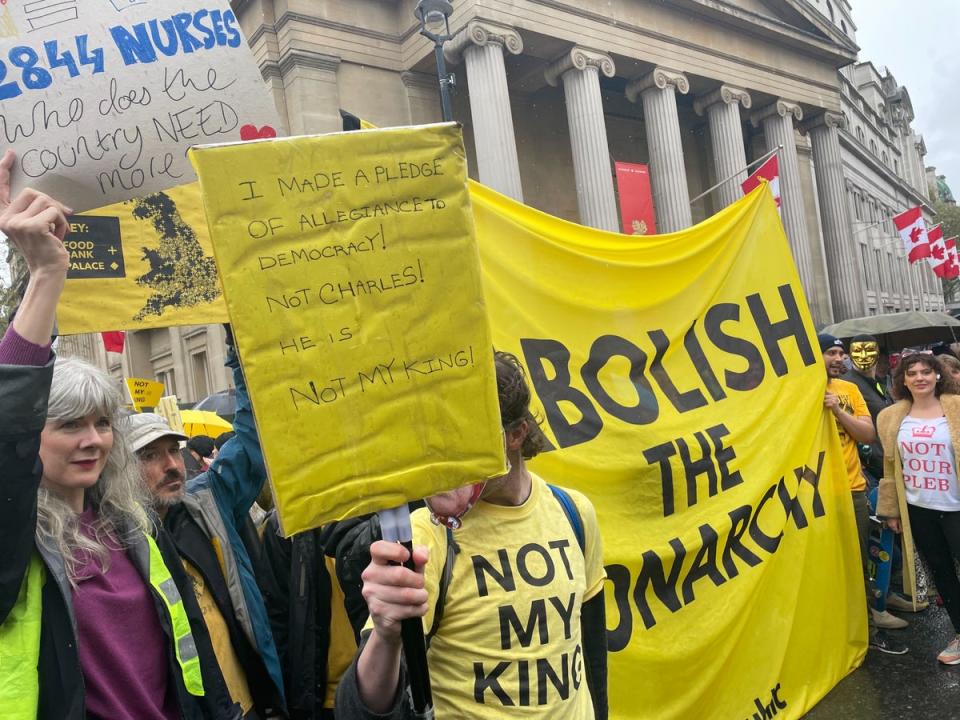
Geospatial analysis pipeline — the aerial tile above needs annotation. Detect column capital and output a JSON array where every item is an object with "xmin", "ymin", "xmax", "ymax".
[
  {"xmin": 445, "ymin": 19, "xmax": 523, "ymax": 64},
  {"xmin": 749, "ymin": 99, "xmax": 803, "ymax": 128},
  {"xmin": 544, "ymin": 47, "xmax": 615, "ymax": 87},
  {"xmin": 625, "ymin": 67, "xmax": 689, "ymax": 103},
  {"xmin": 800, "ymin": 110, "xmax": 847, "ymax": 134},
  {"xmin": 693, "ymin": 84, "xmax": 752, "ymax": 116}
]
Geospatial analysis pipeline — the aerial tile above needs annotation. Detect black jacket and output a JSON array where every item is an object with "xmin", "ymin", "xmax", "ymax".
[
  {"xmin": 843, "ymin": 368, "xmax": 892, "ymax": 478},
  {"xmin": 0, "ymin": 358, "xmax": 238, "ymax": 720},
  {"xmin": 261, "ymin": 512, "xmax": 372, "ymax": 719},
  {"xmin": 165, "ymin": 503, "xmax": 286, "ymax": 715}
]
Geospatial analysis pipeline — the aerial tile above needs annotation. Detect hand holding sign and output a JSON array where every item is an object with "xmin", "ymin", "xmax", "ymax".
[{"xmin": 0, "ymin": 149, "xmax": 71, "ymax": 274}]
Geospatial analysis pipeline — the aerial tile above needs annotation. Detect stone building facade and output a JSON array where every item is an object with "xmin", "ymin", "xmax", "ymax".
[
  {"xmin": 805, "ymin": 0, "xmax": 944, "ymax": 316},
  {"xmin": 58, "ymin": 0, "xmax": 945, "ymax": 397}
]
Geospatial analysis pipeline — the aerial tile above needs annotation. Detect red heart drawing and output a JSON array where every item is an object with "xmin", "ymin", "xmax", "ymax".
[{"xmin": 239, "ymin": 124, "xmax": 278, "ymax": 141}]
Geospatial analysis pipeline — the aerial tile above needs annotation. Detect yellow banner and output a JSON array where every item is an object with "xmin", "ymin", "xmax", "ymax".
[
  {"xmin": 126, "ymin": 377, "xmax": 166, "ymax": 412},
  {"xmin": 472, "ymin": 180, "xmax": 866, "ymax": 719},
  {"xmin": 57, "ymin": 183, "xmax": 229, "ymax": 335},
  {"xmin": 189, "ymin": 124, "xmax": 507, "ymax": 535}
]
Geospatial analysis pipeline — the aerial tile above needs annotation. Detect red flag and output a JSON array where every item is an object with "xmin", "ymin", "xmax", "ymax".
[
  {"xmin": 892, "ymin": 207, "xmax": 930, "ymax": 263},
  {"xmin": 946, "ymin": 237, "xmax": 960, "ymax": 279},
  {"xmin": 615, "ymin": 162, "xmax": 657, "ymax": 235},
  {"xmin": 927, "ymin": 224, "xmax": 950, "ymax": 278},
  {"xmin": 741, "ymin": 155, "xmax": 781, "ymax": 217},
  {"xmin": 101, "ymin": 331, "xmax": 125, "ymax": 354}
]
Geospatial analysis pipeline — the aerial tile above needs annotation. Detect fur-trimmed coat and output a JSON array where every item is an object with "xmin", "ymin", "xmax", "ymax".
[{"xmin": 876, "ymin": 393, "xmax": 960, "ymax": 605}]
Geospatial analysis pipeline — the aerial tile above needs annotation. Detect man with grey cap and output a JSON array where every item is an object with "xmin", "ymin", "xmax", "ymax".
[
  {"xmin": 128, "ymin": 335, "xmax": 287, "ymax": 719},
  {"xmin": 129, "ymin": 412, "xmax": 190, "ymax": 511}
]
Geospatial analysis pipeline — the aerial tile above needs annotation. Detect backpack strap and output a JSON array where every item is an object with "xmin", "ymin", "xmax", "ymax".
[
  {"xmin": 425, "ymin": 526, "xmax": 459, "ymax": 647},
  {"xmin": 548, "ymin": 484, "xmax": 585, "ymax": 554}
]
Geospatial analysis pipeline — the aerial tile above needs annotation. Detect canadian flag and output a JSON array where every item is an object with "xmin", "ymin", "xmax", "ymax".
[
  {"xmin": 927, "ymin": 224, "xmax": 950, "ymax": 278},
  {"xmin": 741, "ymin": 155, "xmax": 781, "ymax": 217},
  {"xmin": 945, "ymin": 237, "xmax": 960, "ymax": 279},
  {"xmin": 892, "ymin": 207, "xmax": 930, "ymax": 263}
]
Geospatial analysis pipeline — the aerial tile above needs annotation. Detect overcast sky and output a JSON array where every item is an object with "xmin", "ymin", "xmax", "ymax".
[{"xmin": 853, "ymin": 0, "xmax": 959, "ymax": 193}]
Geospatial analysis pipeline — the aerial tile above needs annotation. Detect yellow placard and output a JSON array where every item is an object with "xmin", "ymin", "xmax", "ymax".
[
  {"xmin": 126, "ymin": 377, "xmax": 166, "ymax": 412},
  {"xmin": 156, "ymin": 396, "xmax": 185, "ymax": 434},
  {"xmin": 472, "ymin": 180, "xmax": 865, "ymax": 719},
  {"xmin": 56, "ymin": 182, "xmax": 229, "ymax": 335},
  {"xmin": 189, "ymin": 124, "xmax": 507, "ymax": 534}
]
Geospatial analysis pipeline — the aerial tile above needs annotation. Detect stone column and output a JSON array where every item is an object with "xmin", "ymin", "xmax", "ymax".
[
  {"xmin": 626, "ymin": 67, "xmax": 692, "ymax": 233},
  {"xmin": 751, "ymin": 100, "xmax": 814, "ymax": 291},
  {"xmin": 545, "ymin": 47, "xmax": 618, "ymax": 231},
  {"xmin": 804, "ymin": 111, "xmax": 865, "ymax": 320},
  {"xmin": 446, "ymin": 20, "xmax": 524, "ymax": 201},
  {"xmin": 694, "ymin": 85, "xmax": 751, "ymax": 209}
]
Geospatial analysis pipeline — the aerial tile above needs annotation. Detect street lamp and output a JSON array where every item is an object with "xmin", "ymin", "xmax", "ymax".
[{"xmin": 415, "ymin": 0, "xmax": 455, "ymax": 122}]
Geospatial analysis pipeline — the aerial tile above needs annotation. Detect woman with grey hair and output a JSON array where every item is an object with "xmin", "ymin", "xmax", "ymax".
[{"xmin": 0, "ymin": 151, "xmax": 235, "ymax": 720}]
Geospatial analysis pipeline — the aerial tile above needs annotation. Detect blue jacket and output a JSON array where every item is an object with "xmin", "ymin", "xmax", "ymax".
[{"xmin": 181, "ymin": 344, "xmax": 286, "ymax": 711}]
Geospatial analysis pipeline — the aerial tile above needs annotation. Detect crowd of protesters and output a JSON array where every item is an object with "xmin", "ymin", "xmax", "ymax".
[
  {"xmin": 4, "ymin": 142, "xmax": 960, "ymax": 720},
  {"xmin": 822, "ymin": 331, "xmax": 960, "ymax": 663}
]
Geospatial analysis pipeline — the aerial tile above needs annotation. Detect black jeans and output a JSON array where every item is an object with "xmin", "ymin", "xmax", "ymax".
[{"xmin": 908, "ymin": 504, "xmax": 960, "ymax": 632}]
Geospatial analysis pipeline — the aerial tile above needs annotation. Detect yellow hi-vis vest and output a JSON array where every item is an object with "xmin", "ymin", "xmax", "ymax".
[
  {"xmin": 144, "ymin": 532, "xmax": 205, "ymax": 697},
  {"xmin": 0, "ymin": 554, "xmax": 44, "ymax": 720},
  {"xmin": 0, "ymin": 534, "xmax": 204, "ymax": 718}
]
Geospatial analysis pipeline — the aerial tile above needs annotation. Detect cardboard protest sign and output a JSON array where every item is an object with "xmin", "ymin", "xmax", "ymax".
[
  {"xmin": 56, "ymin": 181, "xmax": 228, "ymax": 334},
  {"xmin": 0, "ymin": 0, "xmax": 279, "ymax": 211},
  {"xmin": 472, "ymin": 181, "xmax": 865, "ymax": 719},
  {"xmin": 126, "ymin": 377, "xmax": 164, "ymax": 411},
  {"xmin": 190, "ymin": 124, "xmax": 507, "ymax": 534}
]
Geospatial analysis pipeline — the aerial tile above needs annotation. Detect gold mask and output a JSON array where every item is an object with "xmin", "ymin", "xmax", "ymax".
[{"xmin": 849, "ymin": 341, "xmax": 879, "ymax": 371}]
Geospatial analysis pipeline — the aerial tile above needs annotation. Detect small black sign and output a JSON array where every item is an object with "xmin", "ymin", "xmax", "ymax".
[{"xmin": 65, "ymin": 216, "xmax": 125, "ymax": 280}]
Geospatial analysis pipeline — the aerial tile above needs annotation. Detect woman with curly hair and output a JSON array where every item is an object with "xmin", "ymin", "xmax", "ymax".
[
  {"xmin": 877, "ymin": 351, "xmax": 960, "ymax": 665},
  {"xmin": 0, "ymin": 150, "xmax": 234, "ymax": 719}
]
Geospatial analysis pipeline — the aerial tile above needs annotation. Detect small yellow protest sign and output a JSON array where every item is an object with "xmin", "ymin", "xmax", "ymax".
[
  {"xmin": 126, "ymin": 378, "xmax": 165, "ymax": 412},
  {"xmin": 190, "ymin": 124, "xmax": 507, "ymax": 534},
  {"xmin": 56, "ymin": 183, "xmax": 229, "ymax": 335}
]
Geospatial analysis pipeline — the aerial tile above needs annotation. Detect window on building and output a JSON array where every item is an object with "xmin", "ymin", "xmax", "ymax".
[
  {"xmin": 191, "ymin": 351, "xmax": 210, "ymax": 400},
  {"xmin": 874, "ymin": 248, "xmax": 884, "ymax": 291},
  {"xmin": 841, "ymin": 20, "xmax": 847, "ymax": 34},
  {"xmin": 882, "ymin": 151, "xmax": 889, "ymax": 165},
  {"xmin": 826, "ymin": 1, "xmax": 835, "ymax": 22},
  {"xmin": 869, "ymin": 139, "xmax": 878, "ymax": 155},
  {"xmin": 860, "ymin": 244, "xmax": 873, "ymax": 289},
  {"xmin": 156, "ymin": 369, "xmax": 176, "ymax": 397},
  {"xmin": 895, "ymin": 158, "xmax": 900, "ymax": 175},
  {"xmin": 856, "ymin": 127, "xmax": 865, "ymax": 144}
]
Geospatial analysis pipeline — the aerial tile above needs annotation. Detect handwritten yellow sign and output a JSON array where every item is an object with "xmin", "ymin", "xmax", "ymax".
[
  {"xmin": 126, "ymin": 377, "xmax": 165, "ymax": 412},
  {"xmin": 190, "ymin": 123, "xmax": 507, "ymax": 534}
]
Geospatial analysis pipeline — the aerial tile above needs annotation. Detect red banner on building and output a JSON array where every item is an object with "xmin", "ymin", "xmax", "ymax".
[{"xmin": 615, "ymin": 162, "xmax": 656, "ymax": 235}]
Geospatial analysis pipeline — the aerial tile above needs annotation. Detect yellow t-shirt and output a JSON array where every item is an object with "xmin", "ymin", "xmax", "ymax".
[
  {"xmin": 324, "ymin": 556, "xmax": 358, "ymax": 709},
  {"xmin": 411, "ymin": 474, "xmax": 605, "ymax": 719},
  {"xmin": 181, "ymin": 560, "xmax": 254, "ymax": 713},
  {"xmin": 827, "ymin": 377, "xmax": 870, "ymax": 491}
]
